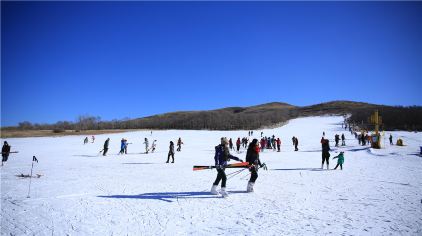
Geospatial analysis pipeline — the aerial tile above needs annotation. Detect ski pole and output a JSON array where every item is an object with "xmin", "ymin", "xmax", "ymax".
[
  {"xmin": 27, "ymin": 156, "xmax": 38, "ymax": 198},
  {"xmin": 226, "ymin": 168, "xmax": 245, "ymax": 177},
  {"xmin": 227, "ymin": 168, "xmax": 248, "ymax": 180}
]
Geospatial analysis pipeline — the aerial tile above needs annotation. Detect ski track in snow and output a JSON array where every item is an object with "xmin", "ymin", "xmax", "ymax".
[{"xmin": 1, "ymin": 116, "xmax": 422, "ymax": 235}]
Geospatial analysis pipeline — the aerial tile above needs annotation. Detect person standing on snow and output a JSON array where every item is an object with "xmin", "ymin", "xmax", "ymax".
[
  {"xmin": 119, "ymin": 138, "xmax": 126, "ymax": 155},
  {"xmin": 211, "ymin": 138, "xmax": 243, "ymax": 197},
  {"xmin": 229, "ymin": 138, "xmax": 234, "ymax": 151},
  {"xmin": 294, "ymin": 137, "xmax": 299, "ymax": 151},
  {"xmin": 167, "ymin": 141, "xmax": 175, "ymax": 163},
  {"xmin": 144, "ymin": 138, "xmax": 149, "ymax": 154},
  {"xmin": 389, "ymin": 134, "xmax": 393, "ymax": 145},
  {"xmin": 103, "ymin": 138, "xmax": 110, "ymax": 156},
  {"xmin": 341, "ymin": 133, "xmax": 346, "ymax": 146},
  {"xmin": 321, "ymin": 138, "xmax": 330, "ymax": 169},
  {"xmin": 84, "ymin": 137, "xmax": 89, "ymax": 145},
  {"xmin": 92, "ymin": 135, "xmax": 95, "ymax": 143},
  {"xmin": 276, "ymin": 138, "xmax": 281, "ymax": 152},
  {"xmin": 236, "ymin": 138, "xmax": 241, "ymax": 153},
  {"xmin": 246, "ymin": 139, "xmax": 266, "ymax": 192},
  {"xmin": 177, "ymin": 138, "xmax": 183, "ymax": 152},
  {"xmin": 2, "ymin": 141, "xmax": 11, "ymax": 166},
  {"xmin": 151, "ymin": 140, "xmax": 157, "ymax": 153}
]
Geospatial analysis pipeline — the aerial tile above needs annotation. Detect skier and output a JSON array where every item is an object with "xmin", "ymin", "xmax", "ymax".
[
  {"xmin": 177, "ymin": 138, "xmax": 183, "ymax": 152},
  {"xmin": 144, "ymin": 138, "xmax": 149, "ymax": 154},
  {"xmin": 92, "ymin": 135, "xmax": 95, "ymax": 143},
  {"xmin": 333, "ymin": 151, "xmax": 345, "ymax": 170},
  {"xmin": 321, "ymin": 138, "xmax": 330, "ymax": 169},
  {"xmin": 341, "ymin": 133, "xmax": 346, "ymax": 146},
  {"xmin": 2, "ymin": 141, "xmax": 11, "ymax": 166},
  {"xmin": 167, "ymin": 141, "xmax": 175, "ymax": 163},
  {"xmin": 246, "ymin": 139, "xmax": 266, "ymax": 192},
  {"xmin": 119, "ymin": 138, "xmax": 126, "ymax": 155},
  {"xmin": 389, "ymin": 134, "xmax": 393, "ymax": 145},
  {"xmin": 103, "ymin": 138, "xmax": 110, "ymax": 156},
  {"xmin": 84, "ymin": 137, "xmax": 89, "ymax": 145},
  {"xmin": 294, "ymin": 137, "xmax": 299, "ymax": 151},
  {"xmin": 210, "ymin": 138, "xmax": 243, "ymax": 197},
  {"xmin": 229, "ymin": 138, "xmax": 234, "ymax": 151},
  {"xmin": 124, "ymin": 139, "xmax": 129, "ymax": 154},
  {"xmin": 276, "ymin": 138, "xmax": 281, "ymax": 152},
  {"xmin": 236, "ymin": 138, "xmax": 241, "ymax": 153},
  {"xmin": 151, "ymin": 140, "xmax": 157, "ymax": 153}
]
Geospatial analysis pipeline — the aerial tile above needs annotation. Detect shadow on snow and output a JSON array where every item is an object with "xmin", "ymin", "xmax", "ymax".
[{"xmin": 98, "ymin": 191, "xmax": 247, "ymax": 202}]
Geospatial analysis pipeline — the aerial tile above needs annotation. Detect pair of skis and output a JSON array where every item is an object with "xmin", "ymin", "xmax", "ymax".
[{"xmin": 193, "ymin": 162, "xmax": 250, "ymax": 171}]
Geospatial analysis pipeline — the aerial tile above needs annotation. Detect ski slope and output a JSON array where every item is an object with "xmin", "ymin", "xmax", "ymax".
[{"xmin": 1, "ymin": 116, "xmax": 422, "ymax": 235}]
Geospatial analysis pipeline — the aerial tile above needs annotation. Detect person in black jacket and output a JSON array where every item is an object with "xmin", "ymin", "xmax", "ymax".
[
  {"xmin": 167, "ymin": 141, "xmax": 175, "ymax": 163},
  {"xmin": 246, "ymin": 139, "xmax": 266, "ymax": 192},
  {"xmin": 211, "ymin": 138, "xmax": 243, "ymax": 197},
  {"xmin": 2, "ymin": 141, "xmax": 11, "ymax": 166},
  {"xmin": 321, "ymin": 138, "xmax": 330, "ymax": 169},
  {"xmin": 102, "ymin": 138, "xmax": 110, "ymax": 156}
]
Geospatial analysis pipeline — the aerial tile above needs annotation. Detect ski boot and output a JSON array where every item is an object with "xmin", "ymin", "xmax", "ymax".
[
  {"xmin": 210, "ymin": 185, "xmax": 219, "ymax": 195},
  {"xmin": 220, "ymin": 187, "xmax": 229, "ymax": 198}
]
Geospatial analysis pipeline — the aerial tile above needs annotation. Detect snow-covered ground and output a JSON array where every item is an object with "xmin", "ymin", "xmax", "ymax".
[{"xmin": 1, "ymin": 116, "xmax": 422, "ymax": 235}]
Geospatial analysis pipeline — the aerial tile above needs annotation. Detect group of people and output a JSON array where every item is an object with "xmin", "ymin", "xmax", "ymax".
[
  {"xmin": 83, "ymin": 136, "xmax": 95, "ymax": 144},
  {"xmin": 321, "ymin": 137, "xmax": 345, "ymax": 170},
  {"xmin": 334, "ymin": 134, "xmax": 346, "ymax": 147},
  {"xmin": 259, "ymin": 136, "xmax": 282, "ymax": 152},
  {"xmin": 211, "ymin": 137, "xmax": 266, "ymax": 197}
]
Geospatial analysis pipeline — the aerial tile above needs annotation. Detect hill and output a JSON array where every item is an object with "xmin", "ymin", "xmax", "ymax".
[{"xmin": 2, "ymin": 101, "xmax": 422, "ymax": 138}]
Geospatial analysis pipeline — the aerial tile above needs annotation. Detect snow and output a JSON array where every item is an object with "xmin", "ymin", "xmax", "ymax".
[{"xmin": 1, "ymin": 116, "xmax": 422, "ymax": 235}]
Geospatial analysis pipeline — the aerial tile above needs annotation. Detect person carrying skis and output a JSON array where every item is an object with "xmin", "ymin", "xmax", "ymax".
[
  {"xmin": 151, "ymin": 140, "xmax": 157, "ymax": 153},
  {"xmin": 341, "ymin": 133, "xmax": 346, "ymax": 146},
  {"xmin": 246, "ymin": 139, "xmax": 266, "ymax": 192},
  {"xmin": 177, "ymin": 138, "xmax": 183, "ymax": 152},
  {"xmin": 211, "ymin": 138, "xmax": 243, "ymax": 197},
  {"xmin": 2, "ymin": 141, "xmax": 11, "ymax": 166},
  {"xmin": 167, "ymin": 141, "xmax": 175, "ymax": 163},
  {"xmin": 103, "ymin": 138, "xmax": 110, "ymax": 156},
  {"xmin": 321, "ymin": 138, "xmax": 330, "ymax": 169},
  {"xmin": 144, "ymin": 138, "xmax": 149, "ymax": 154},
  {"xmin": 333, "ymin": 151, "xmax": 345, "ymax": 170}
]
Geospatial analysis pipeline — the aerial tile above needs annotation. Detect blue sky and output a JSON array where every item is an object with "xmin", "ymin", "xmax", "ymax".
[{"xmin": 1, "ymin": 2, "xmax": 421, "ymax": 126}]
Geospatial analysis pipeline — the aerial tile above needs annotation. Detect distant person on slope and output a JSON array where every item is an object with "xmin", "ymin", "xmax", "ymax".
[
  {"xmin": 246, "ymin": 139, "xmax": 266, "ymax": 192},
  {"xmin": 2, "ymin": 141, "xmax": 11, "ymax": 166},
  {"xmin": 276, "ymin": 138, "xmax": 281, "ymax": 152},
  {"xmin": 167, "ymin": 141, "xmax": 175, "ymax": 163},
  {"xmin": 321, "ymin": 138, "xmax": 330, "ymax": 169},
  {"xmin": 294, "ymin": 137, "xmax": 299, "ymax": 151},
  {"xmin": 151, "ymin": 140, "xmax": 157, "ymax": 153},
  {"xmin": 119, "ymin": 138, "xmax": 126, "ymax": 155},
  {"xmin": 103, "ymin": 138, "xmax": 110, "ymax": 156},
  {"xmin": 229, "ymin": 138, "xmax": 234, "ymax": 151},
  {"xmin": 341, "ymin": 133, "xmax": 346, "ymax": 146},
  {"xmin": 84, "ymin": 137, "xmax": 89, "ymax": 145},
  {"xmin": 211, "ymin": 138, "xmax": 243, "ymax": 197},
  {"xmin": 177, "ymin": 138, "xmax": 183, "ymax": 152},
  {"xmin": 144, "ymin": 138, "xmax": 149, "ymax": 154},
  {"xmin": 236, "ymin": 138, "xmax": 241, "ymax": 153},
  {"xmin": 92, "ymin": 135, "xmax": 95, "ymax": 143},
  {"xmin": 389, "ymin": 134, "xmax": 393, "ymax": 145}
]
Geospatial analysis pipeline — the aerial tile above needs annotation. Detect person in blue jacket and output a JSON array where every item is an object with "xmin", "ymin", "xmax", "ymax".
[{"xmin": 211, "ymin": 137, "xmax": 243, "ymax": 197}]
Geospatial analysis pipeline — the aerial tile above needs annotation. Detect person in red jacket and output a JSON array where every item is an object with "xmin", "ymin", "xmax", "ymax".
[
  {"xmin": 236, "ymin": 138, "xmax": 241, "ymax": 153},
  {"xmin": 276, "ymin": 138, "xmax": 281, "ymax": 152}
]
